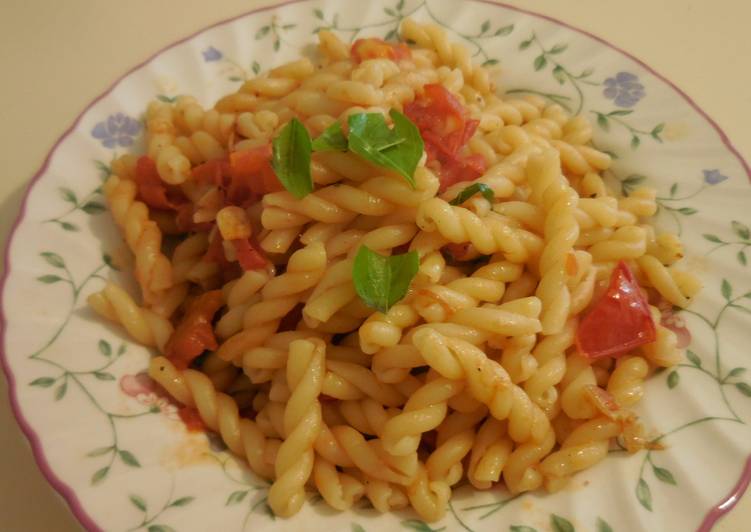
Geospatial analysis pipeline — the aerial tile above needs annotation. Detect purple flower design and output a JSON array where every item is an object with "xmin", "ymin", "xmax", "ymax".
[
  {"xmin": 202, "ymin": 46, "xmax": 223, "ymax": 62},
  {"xmin": 703, "ymin": 169, "xmax": 729, "ymax": 185},
  {"xmin": 91, "ymin": 113, "xmax": 141, "ymax": 149},
  {"xmin": 603, "ymin": 72, "xmax": 646, "ymax": 108}
]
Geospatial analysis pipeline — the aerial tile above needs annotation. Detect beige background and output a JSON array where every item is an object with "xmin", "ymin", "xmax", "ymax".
[{"xmin": 0, "ymin": 0, "xmax": 749, "ymax": 530}]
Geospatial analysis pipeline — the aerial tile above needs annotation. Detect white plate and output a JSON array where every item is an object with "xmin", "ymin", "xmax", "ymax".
[{"xmin": 3, "ymin": 1, "xmax": 751, "ymax": 531}]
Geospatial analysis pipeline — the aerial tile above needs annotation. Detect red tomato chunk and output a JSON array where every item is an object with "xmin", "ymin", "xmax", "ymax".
[
  {"xmin": 190, "ymin": 144, "xmax": 281, "ymax": 208},
  {"xmin": 165, "ymin": 290, "xmax": 224, "ymax": 369},
  {"xmin": 232, "ymin": 238, "xmax": 268, "ymax": 271},
  {"xmin": 576, "ymin": 261, "xmax": 656, "ymax": 359},
  {"xmin": 404, "ymin": 84, "xmax": 486, "ymax": 191},
  {"xmin": 134, "ymin": 155, "xmax": 185, "ymax": 211}
]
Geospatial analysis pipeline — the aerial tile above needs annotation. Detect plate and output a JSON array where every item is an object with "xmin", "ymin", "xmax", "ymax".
[{"xmin": 3, "ymin": 1, "xmax": 751, "ymax": 531}]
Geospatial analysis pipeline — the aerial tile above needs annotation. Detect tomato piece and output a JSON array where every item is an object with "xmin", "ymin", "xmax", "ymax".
[
  {"xmin": 433, "ymin": 151, "xmax": 487, "ymax": 192},
  {"xmin": 259, "ymin": 161, "xmax": 284, "ymax": 193},
  {"xmin": 576, "ymin": 261, "xmax": 656, "ymax": 359},
  {"xmin": 203, "ymin": 230, "xmax": 226, "ymax": 264},
  {"xmin": 134, "ymin": 156, "xmax": 184, "ymax": 210},
  {"xmin": 229, "ymin": 145, "xmax": 271, "ymax": 179},
  {"xmin": 165, "ymin": 290, "xmax": 224, "ymax": 369},
  {"xmin": 404, "ymin": 85, "xmax": 485, "ymax": 191},
  {"xmin": 227, "ymin": 145, "xmax": 278, "ymax": 205},
  {"xmin": 404, "ymin": 84, "xmax": 465, "ymax": 138},
  {"xmin": 351, "ymin": 38, "xmax": 411, "ymax": 63},
  {"xmin": 232, "ymin": 238, "xmax": 268, "ymax": 271},
  {"xmin": 178, "ymin": 406, "xmax": 206, "ymax": 432},
  {"xmin": 422, "ymin": 84, "xmax": 466, "ymax": 135},
  {"xmin": 191, "ymin": 158, "xmax": 228, "ymax": 186}
]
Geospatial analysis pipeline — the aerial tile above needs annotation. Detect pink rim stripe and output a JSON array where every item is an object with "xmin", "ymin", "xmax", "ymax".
[
  {"xmin": 698, "ymin": 454, "xmax": 751, "ymax": 532},
  {"xmin": 0, "ymin": 1, "xmax": 748, "ymax": 531}
]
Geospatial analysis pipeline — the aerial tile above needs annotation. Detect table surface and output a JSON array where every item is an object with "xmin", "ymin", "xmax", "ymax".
[{"xmin": 1, "ymin": 1, "xmax": 749, "ymax": 530}]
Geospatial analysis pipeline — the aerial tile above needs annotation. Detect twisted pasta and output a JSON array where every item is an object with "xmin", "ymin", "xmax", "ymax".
[
  {"xmin": 216, "ymin": 242, "xmax": 327, "ymax": 362},
  {"xmin": 103, "ymin": 175, "xmax": 174, "ymax": 305},
  {"xmin": 381, "ymin": 376, "xmax": 464, "ymax": 456},
  {"xmin": 401, "ymin": 19, "xmax": 491, "ymax": 94},
  {"xmin": 503, "ymin": 429, "xmax": 556, "ymax": 493},
  {"xmin": 526, "ymin": 149, "xmax": 579, "ymax": 334},
  {"xmin": 607, "ymin": 356, "xmax": 649, "ymax": 407},
  {"xmin": 314, "ymin": 457, "xmax": 365, "ymax": 510},
  {"xmin": 148, "ymin": 357, "xmax": 278, "ymax": 479},
  {"xmin": 426, "ymin": 429, "xmax": 474, "ymax": 485},
  {"xmin": 359, "ymin": 304, "xmax": 420, "ymax": 354},
  {"xmin": 88, "ymin": 283, "xmax": 173, "ymax": 352},
  {"xmin": 523, "ymin": 318, "xmax": 577, "ymax": 417},
  {"xmin": 413, "ymin": 261, "xmax": 523, "ymax": 323},
  {"xmin": 267, "ymin": 339, "xmax": 325, "ymax": 516},
  {"xmin": 539, "ymin": 417, "xmax": 620, "ymax": 491},
  {"xmin": 416, "ymin": 198, "xmax": 529, "ymax": 262},
  {"xmin": 412, "ymin": 329, "xmax": 549, "ymax": 443},
  {"xmin": 467, "ymin": 417, "xmax": 513, "ymax": 489},
  {"xmin": 92, "ymin": 17, "xmax": 702, "ymax": 521},
  {"xmin": 406, "ymin": 463, "xmax": 451, "ymax": 523}
]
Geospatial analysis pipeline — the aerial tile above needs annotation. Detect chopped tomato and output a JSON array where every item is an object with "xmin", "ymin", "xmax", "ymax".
[
  {"xmin": 259, "ymin": 161, "xmax": 285, "ymax": 194},
  {"xmin": 439, "ymin": 153, "xmax": 487, "ymax": 191},
  {"xmin": 576, "ymin": 261, "xmax": 656, "ymax": 359},
  {"xmin": 190, "ymin": 144, "xmax": 281, "ymax": 211},
  {"xmin": 134, "ymin": 156, "xmax": 185, "ymax": 210},
  {"xmin": 405, "ymin": 84, "xmax": 466, "ymax": 136},
  {"xmin": 404, "ymin": 84, "xmax": 485, "ymax": 191},
  {"xmin": 351, "ymin": 38, "xmax": 411, "ymax": 63},
  {"xmin": 232, "ymin": 238, "xmax": 268, "ymax": 271},
  {"xmin": 227, "ymin": 145, "xmax": 280, "ymax": 205},
  {"xmin": 178, "ymin": 406, "xmax": 206, "ymax": 432},
  {"xmin": 229, "ymin": 145, "xmax": 271, "ymax": 176},
  {"xmin": 203, "ymin": 230, "xmax": 228, "ymax": 264},
  {"xmin": 229, "ymin": 145, "xmax": 271, "ymax": 196},
  {"xmin": 165, "ymin": 290, "xmax": 224, "ymax": 369},
  {"xmin": 191, "ymin": 158, "xmax": 229, "ymax": 185}
]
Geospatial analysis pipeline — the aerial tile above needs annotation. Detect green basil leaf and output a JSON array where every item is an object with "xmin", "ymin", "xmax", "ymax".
[
  {"xmin": 353, "ymin": 246, "xmax": 418, "ymax": 313},
  {"xmin": 271, "ymin": 117, "xmax": 313, "ymax": 199},
  {"xmin": 312, "ymin": 121, "xmax": 348, "ymax": 152},
  {"xmin": 348, "ymin": 113, "xmax": 405, "ymax": 151},
  {"xmin": 449, "ymin": 183, "xmax": 494, "ymax": 205},
  {"xmin": 347, "ymin": 110, "xmax": 423, "ymax": 188}
]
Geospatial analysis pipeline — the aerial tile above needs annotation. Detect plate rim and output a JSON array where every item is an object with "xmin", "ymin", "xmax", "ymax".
[{"xmin": 1, "ymin": 1, "xmax": 749, "ymax": 530}]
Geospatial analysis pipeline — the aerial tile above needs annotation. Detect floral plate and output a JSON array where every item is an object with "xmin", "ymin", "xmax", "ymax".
[{"xmin": 3, "ymin": 1, "xmax": 751, "ymax": 531}]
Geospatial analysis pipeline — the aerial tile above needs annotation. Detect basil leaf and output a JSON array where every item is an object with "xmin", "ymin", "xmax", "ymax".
[
  {"xmin": 347, "ymin": 110, "xmax": 423, "ymax": 188},
  {"xmin": 271, "ymin": 117, "xmax": 313, "ymax": 198},
  {"xmin": 348, "ymin": 113, "xmax": 405, "ymax": 151},
  {"xmin": 449, "ymin": 183, "xmax": 494, "ymax": 205},
  {"xmin": 312, "ymin": 121, "xmax": 348, "ymax": 152},
  {"xmin": 353, "ymin": 246, "xmax": 418, "ymax": 313}
]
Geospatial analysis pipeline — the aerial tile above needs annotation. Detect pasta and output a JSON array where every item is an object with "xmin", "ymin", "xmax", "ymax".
[{"xmin": 93, "ymin": 19, "xmax": 701, "ymax": 522}]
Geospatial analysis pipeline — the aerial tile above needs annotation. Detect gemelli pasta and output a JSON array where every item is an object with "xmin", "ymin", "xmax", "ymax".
[{"xmin": 89, "ymin": 19, "xmax": 701, "ymax": 522}]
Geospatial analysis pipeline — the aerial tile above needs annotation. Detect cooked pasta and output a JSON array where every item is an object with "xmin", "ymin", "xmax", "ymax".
[{"xmin": 94, "ymin": 19, "xmax": 701, "ymax": 522}]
